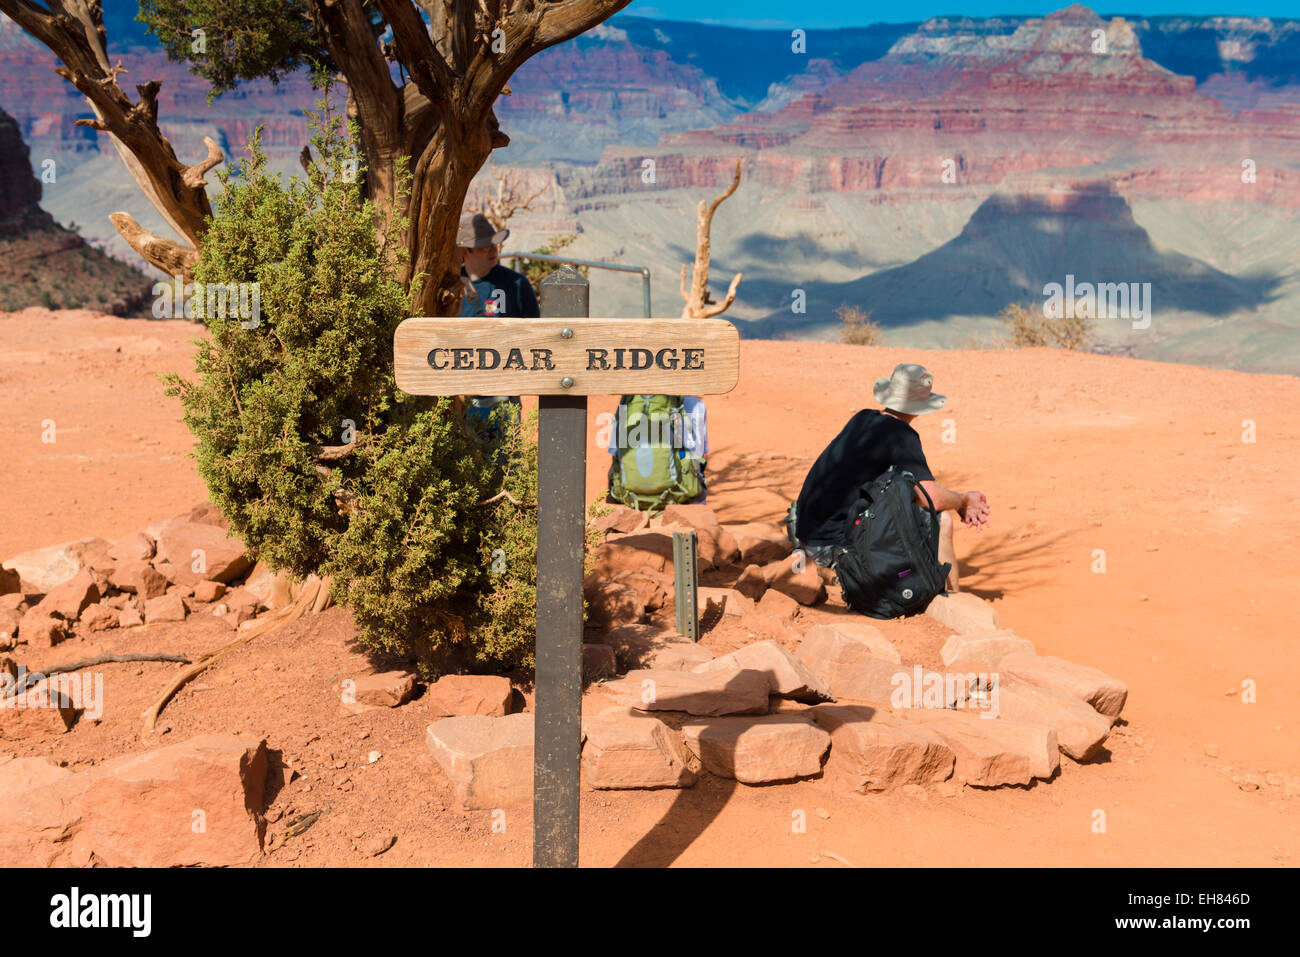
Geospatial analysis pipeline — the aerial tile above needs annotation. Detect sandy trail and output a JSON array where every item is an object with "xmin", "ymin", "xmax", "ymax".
[{"xmin": 2, "ymin": 310, "xmax": 1296, "ymax": 866}]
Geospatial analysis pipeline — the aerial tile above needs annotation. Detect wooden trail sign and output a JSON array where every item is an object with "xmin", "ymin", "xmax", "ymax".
[
  {"xmin": 393, "ymin": 317, "xmax": 739, "ymax": 396},
  {"xmin": 393, "ymin": 267, "xmax": 739, "ymax": 867}
]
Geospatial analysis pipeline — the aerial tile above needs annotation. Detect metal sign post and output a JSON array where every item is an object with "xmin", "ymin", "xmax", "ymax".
[
  {"xmin": 673, "ymin": 530, "xmax": 699, "ymax": 642},
  {"xmin": 532, "ymin": 267, "xmax": 588, "ymax": 868},
  {"xmin": 392, "ymin": 271, "xmax": 738, "ymax": 868}
]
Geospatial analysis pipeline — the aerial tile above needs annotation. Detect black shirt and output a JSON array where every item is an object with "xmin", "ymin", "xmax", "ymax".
[{"xmin": 795, "ymin": 409, "xmax": 934, "ymax": 546}]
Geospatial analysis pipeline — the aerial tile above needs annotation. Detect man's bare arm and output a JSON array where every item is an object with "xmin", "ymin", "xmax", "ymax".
[
  {"xmin": 915, "ymin": 481, "xmax": 990, "ymax": 528},
  {"xmin": 915, "ymin": 480, "xmax": 964, "ymax": 512}
]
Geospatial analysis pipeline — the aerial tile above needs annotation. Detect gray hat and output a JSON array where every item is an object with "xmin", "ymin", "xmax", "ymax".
[
  {"xmin": 873, "ymin": 363, "xmax": 947, "ymax": 415},
  {"xmin": 457, "ymin": 212, "xmax": 508, "ymax": 249}
]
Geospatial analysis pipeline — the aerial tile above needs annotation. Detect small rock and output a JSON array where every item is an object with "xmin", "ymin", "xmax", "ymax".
[
  {"xmin": 925, "ymin": 592, "xmax": 1001, "ymax": 634},
  {"xmin": 601, "ymin": 668, "xmax": 771, "ymax": 716},
  {"xmin": 756, "ymin": 588, "xmax": 800, "ymax": 621},
  {"xmin": 763, "ymin": 553, "xmax": 826, "ymax": 605},
  {"xmin": 34, "ymin": 569, "xmax": 101, "ymax": 622},
  {"xmin": 583, "ymin": 578, "xmax": 644, "ymax": 631},
  {"xmin": 424, "ymin": 674, "xmax": 513, "ymax": 718},
  {"xmin": 940, "ymin": 630, "xmax": 1034, "ymax": 670},
  {"xmin": 368, "ymin": 751, "xmax": 382, "ymax": 764},
  {"xmin": 426, "ymin": 714, "xmax": 534, "ymax": 809},
  {"xmin": 109, "ymin": 561, "xmax": 169, "ymax": 600},
  {"xmin": 80, "ymin": 602, "xmax": 119, "ymax": 632},
  {"xmin": 192, "ymin": 580, "xmax": 226, "ymax": 603},
  {"xmin": 366, "ymin": 833, "xmax": 396, "ymax": 857},
  {"xmin": 599, "ymin": 623, "xmax": 714, "ymax": 672},
  {"xmin": 108, "ymin": 532, "xmax": 155, "ymax": 564},
  {"xmin": 803, "ymin": 622, "xmax": 901, "ymax": 665},
  {"xmin": 17, "ymin": 612, "xmax": 70, "ymax": 648},
  {"xmin": 341, "ymin": 670, "xmax": 416, "ymax": 714},
  {"xmin": 733, "ymin": 564, "xmax": 767, "ymax": 602},
  {"xmin": 118, "ymin": 605, "xmax": 144, "ymax": 628},
  {"xmin": 156, "ymin": 521, "xmax": 250, "ymax": 585},
  {"xmin": 999, "ymin": 652, "xmax": 1128, "ymax": 720},
  {"xmin": 812, "ymin": 705, "xmax": 956, "ymax": 792},
  {"xmin": 582, "ymin": 643, "xmax": 617, "ymax": 683},
  {"xmin": 144, "ymin": 593, "xmax": 188, "ymax": 624},
  {"xmin": 692, "ymin": 640, "xmax": 832, "ymax": 702}
]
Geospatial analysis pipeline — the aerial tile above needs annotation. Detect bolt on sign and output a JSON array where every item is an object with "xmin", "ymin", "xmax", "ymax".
[{"xmin": 393, "ymin": 318, "xmax": 739, "ymax": 396}]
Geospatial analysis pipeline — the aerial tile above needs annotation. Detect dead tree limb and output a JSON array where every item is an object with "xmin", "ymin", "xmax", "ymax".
[
  {"xmin": 466, "ymin": 158, "xmax": 549, "ymax": 231},
  {"xmin": 140, "ymin": 575, "xmax": 325, "ymax": 737},
  {"xmin": 0, "ymin": 0, "xmax": 220, "ymax": 278},
  {"xmin": 681, "ymin": 159, "xmax": 743, "ymax": 319},
  {"xmin": 2, "ymin": 653, "xmax": 192, "ymax": 700}
]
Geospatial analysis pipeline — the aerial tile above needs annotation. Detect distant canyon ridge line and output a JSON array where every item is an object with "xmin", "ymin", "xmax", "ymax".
[{"xmin": 0, "ymin": 4, "xmax": 1297, "ymax": 374}]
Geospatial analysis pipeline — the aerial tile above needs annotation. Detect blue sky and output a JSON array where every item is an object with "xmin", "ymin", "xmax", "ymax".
[{"xmin": 624, "ymin": 1, "xmax": 1300, "ymax": 29}]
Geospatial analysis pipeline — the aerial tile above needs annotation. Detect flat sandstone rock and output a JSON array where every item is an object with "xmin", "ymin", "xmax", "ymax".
[
  {"xmin": 426, "ymin": 714, "xmax": 534, "ymax": 809},
  {"xmin": 810, "ymin": 704, "xmax": 955, "ymax": 792},
  {"xmin": 998, "ymin": 652, "xmax": 1128, "ymax": 720},
  {"xmin": 925, "ymin": 592, "xmax": 1002, "ymax": 635},
  {"xmin": 994, "ymin": 677, "xmax": 1113, "ymax": 761},
  {"xmin": 601, "ymin": 668, "xmax": 771, "ymax": 716},
  {"xmin": 582, "ymin": 707, "xmax": 696, "ymax": 789},
  {"xmin": 693, "ymin": 640, "xmax": 832, "ymax": 702},
  {"xmin": 902, "ymin": 709, "xmax": 1059, "ymax": 786},
  {"xmin": 681, "ymin": 714, "xmax": 830, "ymax": 784}
]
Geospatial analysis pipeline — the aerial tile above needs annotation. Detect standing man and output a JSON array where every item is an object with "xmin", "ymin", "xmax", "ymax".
[
  {"xmin": 456, "ymin": 211, "xmax": 540, "ymax": 434},
  {"xmin": 788, "ymin": 363, "xmax": 990, "ymax": 591}
]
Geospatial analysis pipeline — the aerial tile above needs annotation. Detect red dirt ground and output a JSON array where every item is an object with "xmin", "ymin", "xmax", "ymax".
[{"xmin": 2, "ymin": 307, "xmax": 1297, "ymax": 867}]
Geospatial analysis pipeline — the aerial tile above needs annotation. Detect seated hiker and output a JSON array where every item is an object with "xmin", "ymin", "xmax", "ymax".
[
  {"xmin": 456, "ymin": 211, "xmax": 540, "ymax": 443},
  {"xmin": 607, "ymin": 394, "xmax": 709, "ymax": 508},
  {"xmin": 787, "ymin": 363, "xmax": 989, "ymax": 592}
]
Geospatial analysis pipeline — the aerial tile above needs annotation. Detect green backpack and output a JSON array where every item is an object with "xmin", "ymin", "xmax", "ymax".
[{"xmin": 609, "ymin": 394, "xmax": 703, "ymax": 511}]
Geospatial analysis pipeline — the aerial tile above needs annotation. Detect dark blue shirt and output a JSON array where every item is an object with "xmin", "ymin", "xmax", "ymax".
[{"xmin": 458, "ymin": 264, "xmax": 540, "ymax": 320}]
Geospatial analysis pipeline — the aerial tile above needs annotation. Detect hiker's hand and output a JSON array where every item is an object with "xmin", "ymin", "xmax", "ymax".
[{"xmin": 961, "ymin": 491, "xmax": 990, "ymax": 529}]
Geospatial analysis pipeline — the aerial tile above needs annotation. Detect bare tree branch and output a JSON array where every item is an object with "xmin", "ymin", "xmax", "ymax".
[
  {"xmin": 465, "ymin": 158, "xmax": 547, "ymax": 230},
  {"xmin": 0, "ymin": 0, "xmax": 222, "ymax": 278},
  {"xmin": 108, "ymin": 212, "xmax": 200, "ymax": 278},
  {"xmin": 681, "ymin": 159, "xmax": 743, "ymax": 318}
]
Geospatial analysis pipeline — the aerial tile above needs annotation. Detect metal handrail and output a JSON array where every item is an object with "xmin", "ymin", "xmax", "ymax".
[{"xmin": 507, "ymin": 251, "xmax": 652, "ymax": 318}]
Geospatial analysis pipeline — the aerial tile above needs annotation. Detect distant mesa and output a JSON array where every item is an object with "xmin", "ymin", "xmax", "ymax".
[
  {"xmin": 743, "ymin": 182, "xmax": 1280, "ymax": 337},
  {"xmin": 0, "ymin": 106, "xmax": 152, "ymax": 315}
]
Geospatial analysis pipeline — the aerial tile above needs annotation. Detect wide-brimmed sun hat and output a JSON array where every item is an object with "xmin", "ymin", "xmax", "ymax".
[
  {"xmin": 873, "ymin": 363, "xmax": 947, "ymax": 415},
  {"xmin": 457, "ymin": 212, "xmax": 509, "ymax": 249}
]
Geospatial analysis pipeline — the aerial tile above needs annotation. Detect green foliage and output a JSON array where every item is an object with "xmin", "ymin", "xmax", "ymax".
[
  {"xmin": 164, "ymin": 94, "xmax": 541, "ymax": 673},
  {"xmin": 1000, "ymin": 302, "xmax": 1094, "ymax": 351},
  {"xmin": 137, "ymin": 0, "xmax": 328, "ymax": 95}
]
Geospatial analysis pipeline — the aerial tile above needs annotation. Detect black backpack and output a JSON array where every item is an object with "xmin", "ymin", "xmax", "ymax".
[{"xmin": 832, "ymin": 466, "xmax": 951, "ymax": 619}]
